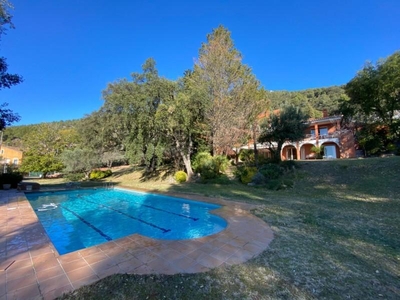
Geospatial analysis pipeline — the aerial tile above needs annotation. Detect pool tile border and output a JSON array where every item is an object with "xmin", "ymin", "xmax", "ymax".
[{"xmin": 0, "ymin": 188, "xmax": 274, "ymax": 299}]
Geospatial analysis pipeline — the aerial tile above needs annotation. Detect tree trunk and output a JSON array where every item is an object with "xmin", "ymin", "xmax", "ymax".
[
  {"xmin": 176, "ymin": 137, "xmax": 194, "ymax": 180},
  {"xmin": 252, "ymin": 125, "xmax": 259, "ymax": 167}
]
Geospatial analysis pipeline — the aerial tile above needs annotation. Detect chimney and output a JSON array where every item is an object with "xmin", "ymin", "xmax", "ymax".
[{"xmin": 322, "ymin": 109, "xmax": 328, "ymax": 118}]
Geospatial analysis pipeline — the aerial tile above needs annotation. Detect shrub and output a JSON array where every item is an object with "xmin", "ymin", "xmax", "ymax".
[
  {"xmin": 236, "ymin": 166, "xmax": 258, "ymax": 184},
  {"xmin": 0, "ymin": 172, "xmax": 23, "ymax": 189},
  {"xmin": 192, "ymin": 152, "xmax": 213, "ymax": 172},
  {"xmin": 239, "ymin": 149, "xmax": 254, "ymax": 164},
  {"xmin": 64, "ymin": 172, "xmax": 84, "ymax": 182},
  {"xmin": 251, "ymin": 172, "xmax": 267, "ymax": 185},
  {"xmin": 174, "ymin": 171, "xmax": 187, "ymax": 183},
  {"xmin": 280, "ymin": 160, "xmax": 298, "ymax": 171},
  {"xmin": 311, "ymin": 145, "xmax": 325, "ymax": 159},
  {"xmin": 192, "ymin": 152, "xmax": 228, "ymax": 180},
  {"xmin": 89, "ymin": 169, "xmax": 112, "ymax": 180},
  {"xmin": 213, "ymin": 155, "xmax": 229, "ymax": 173},
  {"xmin": 259, "ymin": 163, "xmax": 283, "ymax": 179}
]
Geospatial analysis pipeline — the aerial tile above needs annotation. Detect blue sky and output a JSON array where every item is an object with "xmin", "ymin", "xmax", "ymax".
[{"xmin": 1, "ymin": 0, "xmax": 399, "ymax": 126}]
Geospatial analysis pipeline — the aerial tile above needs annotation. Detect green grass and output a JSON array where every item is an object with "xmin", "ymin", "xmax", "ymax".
[{"xmin": 55, "ymin": 157, "xmax": 400, "ymax": 299}]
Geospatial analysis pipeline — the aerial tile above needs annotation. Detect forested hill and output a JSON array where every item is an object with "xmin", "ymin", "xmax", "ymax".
[
  {"xmin": 267, "ymin": 85, "xmax": 346, "ymax": 118},
  {"xmin": 3, "ymin": 86, "xmax": 345, "ymax": 148},
  {"xmin": 2, "ymin": 120, "xmax": 80, "ymax": 148}
]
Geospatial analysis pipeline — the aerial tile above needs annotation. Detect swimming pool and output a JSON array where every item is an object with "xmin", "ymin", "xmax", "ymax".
[{"xmin": 26, "ymin": 188, "xmax": 227, "ymax": 255}]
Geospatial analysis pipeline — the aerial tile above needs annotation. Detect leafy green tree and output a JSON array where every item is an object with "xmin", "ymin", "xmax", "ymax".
[
  {"xmin": 0, "ymin": 1, "xmax": 22, "ymax": 129},
  {"xmin": 258, "ymin": 106, "xmax": 309, "ymax": 162},
  {"xmin": 155, "ymin": 70, "xmax": 205, "ymax": 179},
  {"xmin": 78, "ymin": 109, "xmax": 127, "ymax": 164},
  {"xmin": 102, "ymin": 58, "xmax": 174, "ymax": 173},
  {"xmin": 19, "ymin": 124, "xmax": 76, "ymax": 177},
  {"xmin": 342, "ymin": 51, "xmax": 400, "ymax": 142},
  {"xmin": 192, "ymin": 25, "xmax": 264, "ymax": 155},
  {"xmin": 61, "ymin": 148, "xmax": 100, "ymax": 179}
]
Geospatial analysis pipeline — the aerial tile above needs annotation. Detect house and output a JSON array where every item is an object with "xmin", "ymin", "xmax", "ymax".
[
  {"xmin": 0, "ymin": 145, "xmax": 23, "ymax": 166},
  {"xmin": 243, "ymin": 110, "xmax": 356, "ymax": 160}
]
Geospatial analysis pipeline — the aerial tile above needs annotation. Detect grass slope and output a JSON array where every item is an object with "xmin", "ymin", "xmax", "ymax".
[{"xmin": 57, "ymin": 157, "xmax": 400, "ymax": 299}]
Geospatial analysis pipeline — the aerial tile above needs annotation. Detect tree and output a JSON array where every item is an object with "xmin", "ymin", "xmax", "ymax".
[
  {"xmin": 156, "ymin": 70, "xmax": 212, "ymax": 179},
  {"xmin": 258, "ymin": 106, "xmax": 309, "ymax": 161},
  {"xmin": 0, "ymin": 102, "xmax": 19, "ymax": 129},
  {"xmin": 0, "ymin": 1, "xmax": 22, "ymax": 130},
  {"xmin": 78, "ymin": 109, "xmax": 127, "ymax": 164},
  {"xmin": 102, "ymin": 58, "xmax": 174, "ymax": 173},
  {"xmin": 192, "ymin": 25, "xmax": 264, "ymax": 155},
  {"xmin": 61, "ymin": 148, "xmax": 100, "ymax": 179},
  {"xmin": 19, "ymin": 124, "xmax": 76, "ymax": 177},
  {"xmin": 342, "ymin": 51, "xmax": 400, "ymax": 143}
]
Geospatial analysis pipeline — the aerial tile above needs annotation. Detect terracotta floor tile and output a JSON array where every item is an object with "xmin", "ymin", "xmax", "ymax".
[
  {"xmin": 66, "ymin": 265, "xmax": 97, "ymax": 282},
  {"xmin": 196, "ymin": 254, "xmax": 224, "ymax": 268},
  {"xmin": 6, "ymin": 273, "xmax": 38, "ymax": 292},
  {"xmin": 169, "ymin": 255, "xmax": 197, "ymax": 271},
  {"xmin": 57, "ymin": 251, "xmax": 82, "ymax": 264},
  {"xmin": 156, "ymin": 248, "xmax": 185, "ymax": 261},
  {"xmin": 0, "ymin": 259, "xmax": 15, "ymax": 271},
  {"xmin": 29, "ymin": 245, "xmax": 54, "ymax": 257},
  {"xmin": 32, "ymin": 253, "xmax": 59, "ymax": 272},
  {"xmin": 110, "ymin": 251, "xmax": 134, "ymax": 264},
  {"xmin": 114, "ymin": 237, "xmax": 133, "ymax": 248},
  {"xmin": 39, "ymin": 274, "xmax": 71, "ymax": 295},
  {"xmin": 89, "ymin": 258, "xmax": 118, "ymax": 274},
  {"xmin": 7, "ymin": 283, "xmax": 41, "ymax": 300},
  {"xmin": 118, "ymin": 257, "xmax": 143, "ymax": 273},
  {"xmin": 0, "ymin": 281, "xmax": 5, "ymax": 297},
  {"xmin": 6, "ymin": 265, "xmax": 36, "ymax": 281},
  {"xmin": 5, "ymin": 257, "xmax": 32, "ymax": 271},
  {"xmin": 198, "ymin": 242, "xmax": 218, "ymax": 254},
  {"xmin": 36, "ymin": 265, "xmax": 65, "ymax": 283},
  {"xmin": 243, "ymin": 242, "xmax": 264, "ymax": 255},
  {"xmin": 78, "ymin": 246, "xmax": 102, "ymax": 256},
  {"xmin": 98, "ymin": 241, "xmax": 119, "ymax": 252},
  {"xmin": 220, "ymin": 242, "xmax": 240, "ymax": 254},
  {"xmin": 186, "ymin": 248, "xmax": 208, "ymax": 261},
  {"xmin": 96, "ymin": 265, "xmax": 121, "ymax": 279},
  {"xmin": 61, "ymin": 258, "xmax": 89, "ymax": 273},
  {"xmin": 135, "ymin": 250, "xmax": 159, "ymax": 264},
  {"xmin": 82, "ymin": 252, "xmax": 109, "ymax": 264},
  {"xmin": 132, "ymin": 263, "xmax": 154, "ymax": 275},
  {"xmin": 209, "ymin": 248, "xmax": 234, "ymax": 262},
  {"xmin": 42, "ymin": 284, "xmax": 74, "ymax": 300},
  {"xmin": 71, "ymin": 274, "xmax": 99, "ymax": 290}
]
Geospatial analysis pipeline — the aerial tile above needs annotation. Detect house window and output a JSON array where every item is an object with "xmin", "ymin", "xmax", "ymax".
[
  {"xmin": 319, "ymin": 127, "xmax": 328, "ymax": 136},
  {"xmin": 310, "ymin": 129, "xmax": 315, "ymax": 137},
  {"xmin": 0, "ymin": 149, "xmax": 3, "ymax": 154},
  {"xmin": 13, "ymin": 158, "xmax": 18, "ymax": 165},
  {"xmin": 324, "ymin": 145, "xmax": 337, "ymax": 159}
]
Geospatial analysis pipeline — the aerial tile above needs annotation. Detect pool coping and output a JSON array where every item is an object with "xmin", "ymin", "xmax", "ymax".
[{"xmin": 0, "ymin": 187, "xmax": 274, "ymax": 299}]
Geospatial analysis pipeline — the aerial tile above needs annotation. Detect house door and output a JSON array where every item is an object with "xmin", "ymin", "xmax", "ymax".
[
  {"xmin": 286, "ymin": 147, "xmax": 297, "ymax": 160},
  {"xmin": 324, "ymin": 145, "xmax": 337, "ymax": 159},
  {"xmin": 300, "ymin": 147, "xmax": 306, "ymax": 160}
]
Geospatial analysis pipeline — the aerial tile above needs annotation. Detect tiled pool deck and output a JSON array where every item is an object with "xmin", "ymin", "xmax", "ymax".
[{"xmin": 0, "ymin": 188, "xmax": 273, "ymax": 300}]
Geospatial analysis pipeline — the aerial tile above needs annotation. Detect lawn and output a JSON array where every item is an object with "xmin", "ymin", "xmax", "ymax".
[{"xmin": 51, "ymin": 157, "xmax": 400, "ymax": 299}]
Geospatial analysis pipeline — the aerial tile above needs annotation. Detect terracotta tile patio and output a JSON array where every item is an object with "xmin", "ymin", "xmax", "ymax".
[{"xmin": 0, "ymin": 188, "xmax": 273, "ymax": 300}]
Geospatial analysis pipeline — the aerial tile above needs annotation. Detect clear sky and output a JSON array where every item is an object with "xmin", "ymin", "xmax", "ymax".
[{"xmin": 1, "ymin": 0, "xmax": 399, "ymax": 126}]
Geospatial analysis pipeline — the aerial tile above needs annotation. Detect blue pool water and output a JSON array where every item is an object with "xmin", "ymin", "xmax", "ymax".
[{"xmin": 26, "ymin": 188, "xmax": 227, "ymax": 255}]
